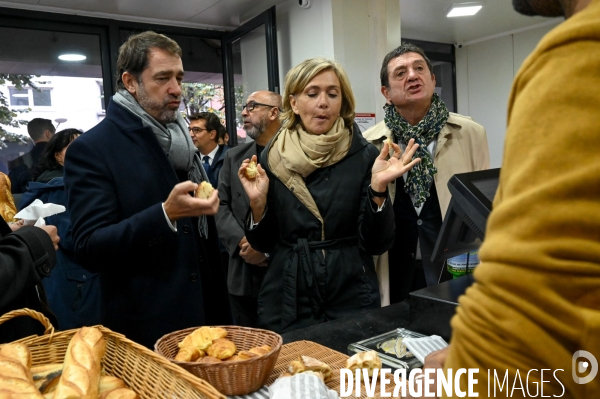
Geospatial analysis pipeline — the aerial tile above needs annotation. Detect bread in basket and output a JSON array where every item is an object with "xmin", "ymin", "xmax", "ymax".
[{"xmin": 154, "ymin": 325, "xmax": 282, "ymax": 396}]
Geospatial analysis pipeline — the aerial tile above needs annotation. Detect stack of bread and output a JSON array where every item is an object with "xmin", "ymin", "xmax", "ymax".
[
  {"xmin": 174, "ymin": 326, "xmax": 272, "ymax": 363},
  {"xmin": 0, "ymin": 326, "xmax": 139, "ymax": 399}
]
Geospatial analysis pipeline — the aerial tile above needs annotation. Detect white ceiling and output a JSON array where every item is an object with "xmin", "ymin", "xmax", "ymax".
[{"xmin": 0, "ymin": 0, "xmax": 562, "ymax": 44}]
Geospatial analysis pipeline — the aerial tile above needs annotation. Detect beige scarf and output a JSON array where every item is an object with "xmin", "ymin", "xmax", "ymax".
[{"xmin": 268, "ymin": 117, "xmax": 352, "ymax": 239}]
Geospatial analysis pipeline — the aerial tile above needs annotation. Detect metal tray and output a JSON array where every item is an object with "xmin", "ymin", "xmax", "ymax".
[{"xmin": 347, "ymin": 328, "xmax": 426, "ymax": 370}]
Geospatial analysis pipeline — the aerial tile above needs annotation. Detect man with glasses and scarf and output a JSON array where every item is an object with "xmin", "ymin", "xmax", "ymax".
[
  {"xmin": 64, "ymin": 31, "xmax": 231, "ymax": 348},
  {"xmin": 364, "ymin": 43, "xmax": 489, "ymax": 305},
  {"xmin": 216, "ymin": 91, "xmax": 281, "ymax": 327}
]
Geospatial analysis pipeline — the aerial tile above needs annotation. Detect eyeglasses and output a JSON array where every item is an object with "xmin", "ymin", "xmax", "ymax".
[
  {"xmin": 188, "ymin": 127, "xmax": 208, "ymax": 135},
  {"xmin": 242, "ymin": 100, "xmax": 279, "ymax": 112}
]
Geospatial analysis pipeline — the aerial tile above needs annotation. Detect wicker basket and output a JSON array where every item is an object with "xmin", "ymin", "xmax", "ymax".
[
  {"xmin": 154, "ymin": 325, "xmax": 282, "ymax": 396},
  {"xmin": 0, "ymin": 308, "xmax": 225, "ymax": 399}
]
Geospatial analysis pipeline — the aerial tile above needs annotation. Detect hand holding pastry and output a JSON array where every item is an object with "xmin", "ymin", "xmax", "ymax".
[
  {"xmin": 163, "ymin": 181, "xmax": 219, "ymax": 222},
  {"xmin": 238, "ymin": 155, "xmax": 269, "ymax": 222}
]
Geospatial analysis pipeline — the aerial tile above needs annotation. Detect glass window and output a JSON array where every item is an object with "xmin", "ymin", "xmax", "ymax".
[
  {"xmin": 9, "ymin": 88, "xmax": 29, "ymax": 106},
  {"xmin": 32, "ymin": 89, "xmax": 52, "ymax": 106}
]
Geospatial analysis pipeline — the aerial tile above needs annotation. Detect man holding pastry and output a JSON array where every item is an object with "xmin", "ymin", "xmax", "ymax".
[{"xmin": 64, "ymin": 31, "xmax": 231, "ymax": 348}]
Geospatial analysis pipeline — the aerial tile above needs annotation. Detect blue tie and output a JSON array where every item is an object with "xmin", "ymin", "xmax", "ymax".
[{"xmin": 202, "ymin": 156, "xmax": 211, "ymax": 174}]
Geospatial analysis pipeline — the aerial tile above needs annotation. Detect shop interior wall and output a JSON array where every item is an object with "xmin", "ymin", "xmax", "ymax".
[{"xmin": 455, "ymin": 23, "xmax": 561, "ymax": 168}]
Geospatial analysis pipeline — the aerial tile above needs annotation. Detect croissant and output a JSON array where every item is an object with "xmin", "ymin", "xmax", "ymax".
[
  {"xmin": 206, "ymin": 339, "xmax": 236, "ymax": 360},
  {"xmin": 300, "ymin": 355, "xmax": 332, "ymax": 381},
  {"xmin": 248, "ymin": 345, "xmax": 271, "ymax": 356},
  {"xmin": 174, "ymin": 346, "xmax": 203, "ymax": 362},
  {"xmin": 179, "ymin": 327, "xmax": 227, "ymax": 352}
]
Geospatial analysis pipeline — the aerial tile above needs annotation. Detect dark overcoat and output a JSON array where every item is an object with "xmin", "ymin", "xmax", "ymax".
[
  {"xmin": 246, "ymin": 125, "xmax": 395, "ymax": 333},
  {"xmin": 63, "ymin": 100, "xmax": 230, "ymax": 348}
]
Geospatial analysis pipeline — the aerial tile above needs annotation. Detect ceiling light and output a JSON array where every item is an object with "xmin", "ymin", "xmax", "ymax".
[
  {"xmin": 447, "ymin": 4, "xmax": 482, "ymax": 17},
  {"xmin": 58, "ymin": 54, "xmax": 86, "ymax": 61}
]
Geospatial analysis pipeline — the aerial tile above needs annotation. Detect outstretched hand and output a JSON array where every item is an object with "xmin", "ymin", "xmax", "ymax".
[
  {"xmin": 371, "ymin": 138, "xmax": 421, "ymax": 192},
  {"xmin": 238, "ymin": 155, "xmax": 269, "ymax": 221}
]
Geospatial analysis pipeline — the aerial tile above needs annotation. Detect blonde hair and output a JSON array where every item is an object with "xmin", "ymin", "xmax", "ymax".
[{"xmin": 280, "ymin": 58, "xmax": 355, "ymax": 130}]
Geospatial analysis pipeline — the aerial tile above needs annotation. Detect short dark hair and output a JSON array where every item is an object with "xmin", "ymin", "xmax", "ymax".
[
  {"xmin": 27, "ymin": 118, "xmax": 55, "ymax": 141},
  {"xmin": 380, "ymin": 42, "xmax": 434, "ymax": 88},
  {"xmin": 189, "ymin": 112, "xmax": 224, "ymax": 143},
  {"xmin": 116, "ymin": 31, "xmax": 182, "ymax": 91},
  {"xmin": 32, "ymin": 128, "xmax": 82, "ymax": 181}
]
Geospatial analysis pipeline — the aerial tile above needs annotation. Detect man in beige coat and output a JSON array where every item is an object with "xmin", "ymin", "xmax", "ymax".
[{"xmin": 364, "ymin": 43, "xmax": 489, "ymax": 305}]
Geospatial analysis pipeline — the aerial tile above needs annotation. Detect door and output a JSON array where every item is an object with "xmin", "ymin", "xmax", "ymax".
[{"xmin": 222, "ymin": 6, "xmax": 279, "ymax": 146}]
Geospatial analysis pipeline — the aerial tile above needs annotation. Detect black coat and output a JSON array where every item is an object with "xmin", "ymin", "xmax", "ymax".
[
  {"xmin": 8, "ymin": 142, "xmax": 47, "ymax": 194},
  {"xmin": 0, "ymin": 219, "xmax": 56, "ymax": 343},
  {"xmin": 246, "ymin": 125, "xmax": 394, "ymax": 333},
  {"xmin": 64, "ymin": 99, "xmax": 231, "ymax": 348}
]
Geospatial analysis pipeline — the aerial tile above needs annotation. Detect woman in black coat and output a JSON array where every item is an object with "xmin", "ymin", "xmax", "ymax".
[{"xmin": 239, "ymin": 58, "xmax": 420, "ymax": 333}]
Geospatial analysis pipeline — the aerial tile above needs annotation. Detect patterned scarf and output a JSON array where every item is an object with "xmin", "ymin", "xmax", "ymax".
[{"xmin": 384, "ymin": 93, "xmax": 449, "ymax": 207}]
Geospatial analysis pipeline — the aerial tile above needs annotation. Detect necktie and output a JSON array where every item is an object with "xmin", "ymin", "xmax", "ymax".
[{"xmin": 202, "ymin": 155, "xmax": 211, "ymax": 174}]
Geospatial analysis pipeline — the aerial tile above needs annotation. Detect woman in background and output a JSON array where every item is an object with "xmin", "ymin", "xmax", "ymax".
[
  {"xmin": 239, "ymin": 58, "xmax": 420, "ymax": 333},
  {"xmin": 21, "ymin": 129, "xmax": 101, "ymax": 329}
]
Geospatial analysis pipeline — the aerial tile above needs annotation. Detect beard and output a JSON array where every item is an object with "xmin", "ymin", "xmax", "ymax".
[
  {"xmin": 136, "ymin": 82, "xmax": 180, "ymax": 124},
  {"xmin": 244, "ymin": 117, "xmax": 268, "ymax": 141},
  {"xmin": 512, "ymin": 0, "xmax": 565, "ymax": 17}
]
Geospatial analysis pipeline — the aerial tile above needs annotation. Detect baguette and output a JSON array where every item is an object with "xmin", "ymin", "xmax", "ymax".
[
  {"xmin": 98, "ymin": 376, "xmax": 139, "ymax": 399},
  {"xmin": 0, "ymin": 343, "xmax": 43, "ymax": 398},
  {"xmin": 52, "ymin": 327, "xmax": 106, "ymax": 399},
  {"xmin": 32, "ymin": 363, "xmax": 63, "ymax": 394},
  {"xmin": 100, "ymin": 387, "xmax": 139, "ymax": 399}
]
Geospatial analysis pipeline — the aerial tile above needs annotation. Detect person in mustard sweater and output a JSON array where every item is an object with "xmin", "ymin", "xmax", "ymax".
[{"xmin": 411, "ymin": 0, "xmax": 600, "ymax": 398}]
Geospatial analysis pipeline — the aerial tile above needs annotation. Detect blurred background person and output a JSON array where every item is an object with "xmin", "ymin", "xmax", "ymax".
[
  {"xmin": 20, "ymin": 128, "xmax": 101, "ymax": 330},
  {"xmin": 8, "ymin": 118, "xmax": 56, "ymax": 197},
  {"xmin": 239, "ymin": 58, "xmax": 421, "ymax": 333},
  {"xmin": 188, "ymin": 112, "xmax": 230, "ymax": 187}
]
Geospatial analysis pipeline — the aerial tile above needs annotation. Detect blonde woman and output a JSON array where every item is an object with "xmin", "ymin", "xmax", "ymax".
[{"xmin": 239, "ymin": 58, "xmax": 420, "ymax": 333}]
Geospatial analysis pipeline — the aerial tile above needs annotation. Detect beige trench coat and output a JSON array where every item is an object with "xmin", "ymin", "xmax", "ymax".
[{"xmin": 363, "ymin": 113, "xmax": 490, "ymax": 305}]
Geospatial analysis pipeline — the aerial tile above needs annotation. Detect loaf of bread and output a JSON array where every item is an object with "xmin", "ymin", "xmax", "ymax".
[
  {"xmin": 0, "ymin": 343, "xmax": 44, "ymax": 398},
  {"xmin": 195, "ymin": 181, "xmax": 214, "ymax": 199},
  {"xmin": 52, "ymin": 326, "xmax": 106, "ymax": 399}
]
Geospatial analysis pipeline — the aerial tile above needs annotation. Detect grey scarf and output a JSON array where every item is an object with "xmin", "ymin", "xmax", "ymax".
[{"xmin": 113, "ymin": 90, "xmax": 209, "ymax": 237}]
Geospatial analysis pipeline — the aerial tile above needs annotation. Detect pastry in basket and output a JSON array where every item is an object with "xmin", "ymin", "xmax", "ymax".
[
  {"xmin": 226, "ymin": 350, "xmax": 257, "ymax": 362},
  {"xmin": 0, "ymin": 342, "xmax": 44, "ymax": 398},
  {"xmin": 346, "ymin": 350, "xmax": 382, "ymax": 377},
  {"xmin": 248, "ymin": 345, "xmax": 272, "ymax": 356},
  {"xmin": 195, "ymin": 181, "xmax": 215, "ymax": 199},
  {"xmin": 97, "ymin": 375, "xmax": 139, "ymax": 398},
  {"xmin": 198, "ymin": 356, "xmax": 221, "ymax": 364},
  {"xmin": 178, "ymin": 326, "xmax": 227, "ymax": 352},
  {"xmin": 52, "ymin": 326, "xmax": 106, "ymax": 399},
  {"xmin": 99, "ymin": 387, "xmax": 139, "ymax": 399},
  {"xmin": 206, "ymin": 338, "xmax": 237, "ymax": 360},
  {"xmin": 174, "ymin": 346, "xmax": 204, "ymax": 362}
]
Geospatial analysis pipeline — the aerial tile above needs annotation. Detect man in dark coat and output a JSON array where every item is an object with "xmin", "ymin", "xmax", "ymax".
[
  {"xmin": 0, "ymin": 218, "xmax": 59, "ymax": 343},
  {"xmin": 216, "ymin": 90, "xmax": 281, "ymax": 327},
  {"xmin": 8, "ymin": 118, "xmax": 56, "ymax": 195},
  {"xmin": 63, "ymin": 31, "xmax": 231, "ymax": 348}
]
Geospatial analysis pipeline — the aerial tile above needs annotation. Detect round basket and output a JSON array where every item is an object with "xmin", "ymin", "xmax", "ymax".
[{"xmin": 154, "ymin": 325, "xmax": 282, "ymax": 396}]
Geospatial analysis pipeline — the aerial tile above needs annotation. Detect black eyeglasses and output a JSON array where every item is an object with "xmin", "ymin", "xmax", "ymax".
[
  {"xmin": 188, "ymin": 127, "xmax": 208, "ymax": 135},
  {"xmin": 242, "ymin": 100, "xmax": 279, "ymax": 112}
]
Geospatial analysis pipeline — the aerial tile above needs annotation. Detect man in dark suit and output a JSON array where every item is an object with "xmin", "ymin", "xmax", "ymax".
[
  {"xmin": 188, "ymin": 112, "xmax": 229, "ymax": 187},
  {"xmin": 216, "ymin": 91, "xmax": 281, "ymax": 327},
  {"xmin": 8, "ymin": 118, "xmax": 56, "ymax": 195},
  {"xmin": 64, "ymin": 31, "xmax": 231, "ymax": 348}
]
